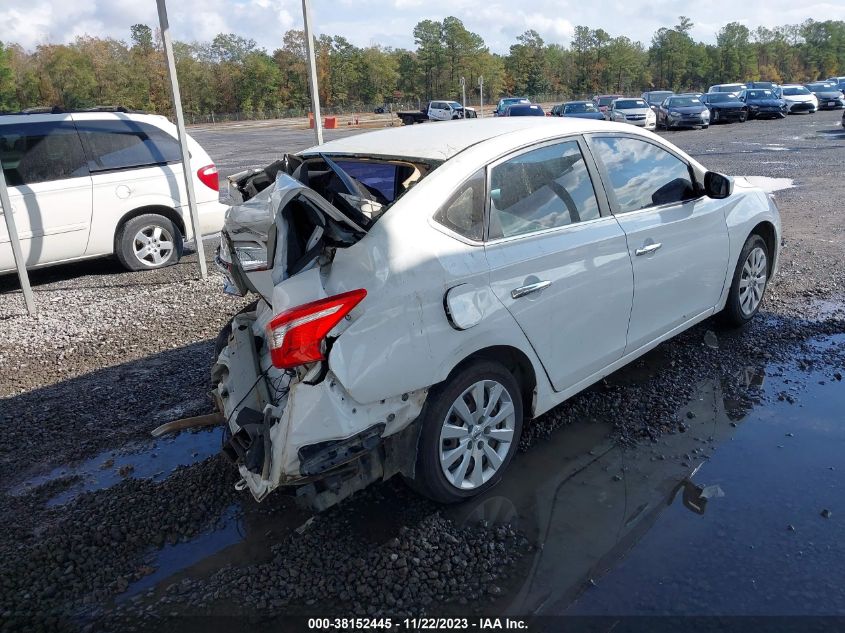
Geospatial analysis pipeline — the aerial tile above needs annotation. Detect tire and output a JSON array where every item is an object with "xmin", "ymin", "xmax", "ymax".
[
  {"xmin": 721, "ymin": 234, "xmax": 769, "ymax": 327},
  {"xmin": 116, "ymin": 213, "xmax": 183, "ymax": 271},
  {"xmin": 409, "ymin": 360, "xmax": 523, "ymax": 504},
  {"xmin": 739, "ymin": 111, "xmax": 748, "ymax": 123},
  {"xmin": 702, "ymin": 124, "xmax": 709, "ymax": 130}
]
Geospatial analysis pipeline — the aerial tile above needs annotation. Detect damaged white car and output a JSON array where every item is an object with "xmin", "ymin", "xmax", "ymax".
[{"xmin": 211, "ymin": 118, "xmax": 781, "ymax": 511}]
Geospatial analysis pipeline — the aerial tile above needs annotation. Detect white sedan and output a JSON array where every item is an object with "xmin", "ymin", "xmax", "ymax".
[{"xmin": 212, "ymin": 118, "xmax": 781, "ymax": 510}]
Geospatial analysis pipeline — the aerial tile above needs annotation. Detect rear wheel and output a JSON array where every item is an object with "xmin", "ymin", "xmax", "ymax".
[
  {"xmin": 409, "ymin": 361, "xmax": 523, "ymax": 504},
  {"xmin": 721, "ymin": 234, "xmax": 769, "ymax": 327},
  {"xmin": 116, "ymin": 213, "xmax": 183, "ymax": 271}
]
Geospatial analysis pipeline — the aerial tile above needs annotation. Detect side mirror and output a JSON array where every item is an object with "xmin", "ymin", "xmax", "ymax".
[{"xmin": 704, "ymin": 171, "xmax": 733, "ymax": 199}]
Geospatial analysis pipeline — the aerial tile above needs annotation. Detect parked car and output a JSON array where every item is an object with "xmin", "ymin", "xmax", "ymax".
[
  {"xmin": 780, "ymin": 85, "xmax": 818, "ymax": 114},
  {"xmin": 558, "ymin": 101, "xmax": 605, "ymax": 120},
  {"xmin": 593, "ymin": 95, "xmax": 623, "ymax": 119},
  {"xmin": 657, "ymin": 95, "xmax": 710, "ymax": 129},
  {"xmin": 397, "ymin": 101, "xmax": 474, "ymax": 125},
  {"xmin": 212, "ymin": 118, "xmax": 781, "ymax": 510},
  {"xmin": 608, "ymin": 98, "xmax": 656, "ymax": 129},
  {"xmin": 804, "ymin": 82, "xmax": 845, "ymax": 110},
  {"xmin": 0, "ymin": 109, "xmax": 225, "ymax": 274},
  {"xmin": 707, "ymin": 83, "xmax": 746, "ymax": 96},
  {"xmin": 745, "ymin": 81, "xmax": 779, "ymax": 91},
  {"xmin": 825, "ymin": 76, "xmax": 845, "ymax": 94},
  {"xmin": 502, "ymin": 104, "xmax": 545, "ymax": 117},
  {"xmin": 494, "ymin": 97, "xmax": 530, "ymax": 117},
  {"xmin": 641, "ymin": 91, "xmax": 674, "ymax": 112},
  {"xmin": 701, "ymin": 93, "xmax": 748, "ymax": 123},
  {"xmin": 737, "ymin": 89, "xmax": 787, "ymax": 119}
]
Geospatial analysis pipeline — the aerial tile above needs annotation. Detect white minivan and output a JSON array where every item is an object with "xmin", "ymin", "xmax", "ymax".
[{"xmin": 0, "ymin": 110, "xmax": 226, "ymax": 273}]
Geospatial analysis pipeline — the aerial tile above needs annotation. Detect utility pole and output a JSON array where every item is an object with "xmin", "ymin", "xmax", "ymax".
[
  {"xmin": 302, "ymin": 0, "xmax": 323, "ymax": 145},
  {"xmin": 0, "ymin": 161, "xmax": 35, "ymax": 315},
  {"xmin": 478, "ymin": 76, "xmax": 484, "ymax": 117},
  {"xmin": 157, "ymin": 0, "xmax": 207, "ymax": 278},
  {"xmin": 460, "ymin": 77, "xmax": 466, "ymax": 114}
]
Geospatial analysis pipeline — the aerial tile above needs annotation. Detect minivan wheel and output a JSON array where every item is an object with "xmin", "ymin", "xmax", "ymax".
[
  {"xmin": 721, "ymin": 234, "xmax": 769, "ymax": 327},
  {"xmin": 116, "ymin": 214, "xmax": 183, "ymax": 271},
  {"xmin": 409, "ymin": 361, "xmax": 523, "ymax": 504}
]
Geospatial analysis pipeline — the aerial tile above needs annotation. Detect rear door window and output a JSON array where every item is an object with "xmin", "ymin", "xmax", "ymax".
[
  {"xmin": 0, "ymin": 121, "xmax": 89, "ymax": 186},
  {"xmin": 488, "ymin": 140, "xmax": 600, "ymax": 239},
  {"xmin": 75, "ymin": 119, "xmax": 181, "ymax": 172}
]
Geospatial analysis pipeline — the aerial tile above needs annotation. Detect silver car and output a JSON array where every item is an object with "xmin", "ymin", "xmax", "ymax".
[{"xmin": 608, "ymin": 98, "xmax": 657, "ymax": 129}]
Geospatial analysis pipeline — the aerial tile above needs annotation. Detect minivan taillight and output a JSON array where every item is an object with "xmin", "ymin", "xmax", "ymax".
[
  {"xmin": 197, "ymin": 164, "xmax": 219, "ymax": 191},
  {"xmin": 267, "ymin": 289, "xmax": 367, "ymax": 369}
]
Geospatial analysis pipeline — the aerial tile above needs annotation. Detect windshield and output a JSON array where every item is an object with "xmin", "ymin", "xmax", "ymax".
[
  {"xmin": 782, "ymin": 86, "xmax": 811, "ymax": 96},
  {"xmin": 667, "ymin": 97, "xmax": 702, "ymax": 107},
  {"xmin": 447, "ymin": 102, "xmax": 462, "ymax": 109},
  {"xmin": 714, "ymin": 85, "xmax": 743, "ymax": 92},
  {"xmin": 747, "ymin": 90, "xmax": 774, "ymax": 99},
  {"xmin": 564, "ymin": 102, "xmax": 598, "ymax": 113},
  {"xmin": 615, "ymin": 99, "xmax": 647, "ymax": 109},
  {"xmin": 646, "ymin": 92, "xmax": 673, "ymax": 103},
  {"xmin": 508, "ymin": 105, "xmax": 544, "ymax": 116},
  {"xmin": 596, "ymin": 97, "xmax": 617, "ymax": 106},
  {"xmin": 707, "ymin": 93, "xmax": 736, "ymax": 103},
  {"xmin": 807, "ymin": 83, "xmax": 835, "ymax": 91}
]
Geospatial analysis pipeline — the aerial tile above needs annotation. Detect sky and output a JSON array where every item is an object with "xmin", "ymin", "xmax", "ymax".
[{"xmin": 2, "ymin": 0, "xmax": 844, "ymax": 54}]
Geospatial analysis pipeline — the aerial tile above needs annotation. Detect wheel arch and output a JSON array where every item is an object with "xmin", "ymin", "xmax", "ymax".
[
  {"xmin": 750, "ymin": 220, "xmax": 777, "ymax": 275},
  {"xmin": 114, "ymin": 205, "xmax": 187, "ymax": 250},
  {"xmin": 446, "ymin": 345, "xmax": 538, "ymax": 419}
]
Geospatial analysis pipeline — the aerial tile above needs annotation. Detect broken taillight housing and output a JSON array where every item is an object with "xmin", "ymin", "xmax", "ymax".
[
  {"xmin": 267, "ymin": 289, "xmax": 367, "ymax": 369},
  {"xmin": 197, "ymin": 164, "xmax": 220, "ymax": 191}
]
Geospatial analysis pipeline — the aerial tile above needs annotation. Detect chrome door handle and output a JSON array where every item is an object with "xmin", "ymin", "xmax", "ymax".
[
  {"xmin": 511, "ymin": 280, "xmax": 552, "ymax": 299},
  {"xmin": 635, "ymin": 243, "xmax": 662, "ymax": 256}
]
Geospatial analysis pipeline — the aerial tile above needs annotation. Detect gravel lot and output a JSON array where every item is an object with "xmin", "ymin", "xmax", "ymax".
[{"xmin": 1, "ymin": 110, "xmax": 843, "ymax": 630}]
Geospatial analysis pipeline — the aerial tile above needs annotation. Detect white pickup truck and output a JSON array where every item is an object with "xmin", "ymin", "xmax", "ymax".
[{"xmin": 396, "ymin": 100, "xmax": 477, "ymax": 125}]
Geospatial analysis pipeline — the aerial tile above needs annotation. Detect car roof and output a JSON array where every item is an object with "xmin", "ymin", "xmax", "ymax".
[{"xmin": 302, "ymin": 118, "xmax": 624, "ymax": 162}]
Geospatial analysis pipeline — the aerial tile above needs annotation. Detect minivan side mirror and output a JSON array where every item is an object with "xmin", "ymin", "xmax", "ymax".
[{"xmin": 704, "ymin": 171, "xmax": 733, "ymax": 199}]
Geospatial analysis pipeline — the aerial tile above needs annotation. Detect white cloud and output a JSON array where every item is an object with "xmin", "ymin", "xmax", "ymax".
[{"xmin": 1, "ymin": 0, "xmax": 844, "ymax": 54}]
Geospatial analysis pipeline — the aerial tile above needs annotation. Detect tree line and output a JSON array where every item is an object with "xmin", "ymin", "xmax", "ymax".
[{"xmin": 1, "ymin": 18, "xmax": 843, "ymax": 117}]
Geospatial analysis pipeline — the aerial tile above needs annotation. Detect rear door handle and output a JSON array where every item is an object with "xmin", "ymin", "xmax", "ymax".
[
  {"xmin": 511, "ymin": 280, "xmax": 552, "ymax": 299},
  {"xmin": 635, "ymin": 243, "xmax": 662, "ymax": 256}
]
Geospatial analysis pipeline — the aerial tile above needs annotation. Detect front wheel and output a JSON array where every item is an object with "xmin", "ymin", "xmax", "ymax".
[
  {"xmin": 739, "ymin": 111, "xmax": 748, "ymax": 123},
  {"xmin": 721, "ymin": 234, "xmax": 769, "ymax": 327},
  {"xmin": 409, "ymin": 361, "xmax": 523, "ymax": 504}
]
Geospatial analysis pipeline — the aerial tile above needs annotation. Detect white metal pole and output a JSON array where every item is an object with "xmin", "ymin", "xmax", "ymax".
[
  {"xmin": 460, "ymin": 76, "xmax": 466, "ymax": 114},
  {"xmin": 156, "ymin": 0, "xmax": 207, "ymax": 279},
  {"xmin": 302, "ymin": 0, "xmax": 323, "ymax": 145},
  {"xmin": 0, "ymin": 161, "xmax": 36, "ymax": 315},
  {"xmin": 479, "ymin": 76, "xmax": 484, "ymax": 117}
]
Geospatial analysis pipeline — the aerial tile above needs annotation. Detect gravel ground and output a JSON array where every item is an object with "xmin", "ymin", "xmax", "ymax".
[{"xmin": 1, "ymin": 110, "xmax": 843, "ymax": 630}]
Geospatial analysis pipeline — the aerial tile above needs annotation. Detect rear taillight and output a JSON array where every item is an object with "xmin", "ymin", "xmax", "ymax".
[
  {"xmin": 267, "ymin": 289, "xmax": 367, "ymax": 369},
  {"xmin": 197, "ymin": 164, "xmax": 219, "ymax": 191}
]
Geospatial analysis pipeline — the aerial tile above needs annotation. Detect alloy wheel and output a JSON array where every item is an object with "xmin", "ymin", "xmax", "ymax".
[
  {"xmin": 133, "ymin": 225, "xmax": 175, "ymax": 267},
  {"xmin": 438, "ymin": 380, "xmax": 516, "ymax": 490},
  {"xmin": 739, "ymin": 246, "xmax": 767, "ymax": 316}
]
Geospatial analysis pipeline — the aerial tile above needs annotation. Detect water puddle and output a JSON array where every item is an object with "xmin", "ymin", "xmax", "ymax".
[
  {"xmin": 10, "ymin": 428, "xmax": 221, "ymax": 506},
  {"xmin": 105, "ymin": 333, "xmax": 845, "ymax": 619},
  {"xmin": 741, "ymin": 176, "xmax": 795, "ymax": 193},
  {"xmin": 121, "ymin": 505, "xmax": 242, "ymax": 600}
]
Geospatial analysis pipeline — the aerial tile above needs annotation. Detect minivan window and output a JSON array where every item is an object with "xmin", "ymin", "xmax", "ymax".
[
  {"xmin": 0, "ymin": 121, "xmax": 89, "ymax": 186},
  {"xmin": 75, "ymin": 120, "xmax": 182, "ymax": 171},
  {"xmin": 433, "ymin": 169, "xmax": 485, "ymax": 241},
  {"xmin": 488, "ymin": 140, "xmax": 600, "ymax": 239},
  {"xmin": 591, "ymin": 136, "xmax": 697, "ymax": 213}
]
